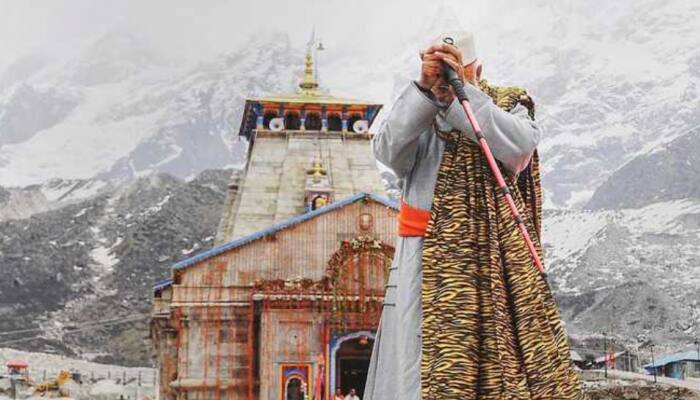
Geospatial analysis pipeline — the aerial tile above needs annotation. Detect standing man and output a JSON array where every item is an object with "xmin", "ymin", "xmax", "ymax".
[{"xmin": 364, "ymin": 31, "xmax": 586, "ymax": 400}]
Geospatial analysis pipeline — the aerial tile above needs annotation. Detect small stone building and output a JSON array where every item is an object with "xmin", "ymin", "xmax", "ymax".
[
  {"xmin": 644, "ymin": 350, "xmax": 700, "ymax": 380},
  {"xmin": 150, "ymin": 43, "xmax": 396, "ymax": 400}
]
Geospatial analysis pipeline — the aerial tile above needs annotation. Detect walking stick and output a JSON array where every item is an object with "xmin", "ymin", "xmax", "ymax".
[{"xmin": 442, "ymin": 63, "xmax": 545, "ymax": 274}]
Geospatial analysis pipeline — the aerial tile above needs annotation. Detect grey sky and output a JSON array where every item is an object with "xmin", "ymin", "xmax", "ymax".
[
  {"xmin": 1, "ymin": 0, "xmax": 684, "ymax": 96},
  {"xmin": 0, "ymin": 0, "xmax": 461, "ymax": 72},
  {"xmin": 1, "ymin": 0, "xmax": 577, "ymax": 74}
]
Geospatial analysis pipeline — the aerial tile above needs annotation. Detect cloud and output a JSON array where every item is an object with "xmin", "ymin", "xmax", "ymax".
[{"xmin": 0, "ymin": 0, "xmax": 452, "ymax": 73}]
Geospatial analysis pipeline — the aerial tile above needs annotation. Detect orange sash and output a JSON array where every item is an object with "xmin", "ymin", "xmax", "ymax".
[{"xmin": 398, "ymin": 199, "xmax": 431, "ymax": 237}]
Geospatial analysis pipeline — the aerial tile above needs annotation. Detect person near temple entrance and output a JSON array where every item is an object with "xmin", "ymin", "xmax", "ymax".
[
  {"xmin": 364, "ymin": 30, "xmax": 586, "ymax": 400},
  {"xmin": 334, "ymin": 388, "xmax": 345, "ymax": 400},
  {"xmin": 345, "ymin": 388, "xmax": 360, "ymax": 400}
]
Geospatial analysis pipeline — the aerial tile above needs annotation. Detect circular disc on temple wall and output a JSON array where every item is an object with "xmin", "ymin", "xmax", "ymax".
[
  {"xmin": 352, "ymin": 120, "xmax": 369, "ymax": 133},
  {"xmin": 269, "ymin": 117, "xmax": 285, "ymax": 131}
]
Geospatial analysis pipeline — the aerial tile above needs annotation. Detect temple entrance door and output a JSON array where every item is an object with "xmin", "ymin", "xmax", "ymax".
[
  {"xmin": 285, "ymin": 377, "xmax": 303, "ymax": 400},
  {"xmin": 339, "ymin": 358, "xmax": 369, "ymax": 397},
  {"xmin": 280, "ymin": 364, "xmax": 311, "ymax": 400},
  {"xmin": 334, "ymin": 335, "xmax": 374, "ymax": 398}
]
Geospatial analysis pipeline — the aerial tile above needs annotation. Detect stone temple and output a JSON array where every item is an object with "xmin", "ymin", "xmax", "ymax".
[{"xmin": 150, "ymin": 40, "xmax": 399, "ymax": 400}]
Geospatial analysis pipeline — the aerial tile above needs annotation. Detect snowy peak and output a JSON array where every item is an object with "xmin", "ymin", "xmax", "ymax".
[
  {"xmin": 64, "ymin": 31, "xmax": 165, "ymax": 87},
  {"xmin": 0, "ymin": 30, "xmax": 302, "ymax": 187},
  {"xmin": 0, "ymin": 52, "xmax": 49, "ymax": 90},
  {"xmin": 0, "ymin": 82, "xmax": 80, "ymax": 146},
  {"xmin": 0, "ymin": 1, "xmax": 697, "ymax": 206}
]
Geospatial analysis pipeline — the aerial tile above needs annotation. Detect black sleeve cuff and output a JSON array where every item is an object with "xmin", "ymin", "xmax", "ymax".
[{"xmin": 413, "ymin": 80, "xmax": 437, "ymax": 102}]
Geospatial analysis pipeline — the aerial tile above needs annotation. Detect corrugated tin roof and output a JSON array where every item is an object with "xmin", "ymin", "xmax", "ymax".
[
  {"xmin": 643, "ymin": 350, "xmax": 700, "ymax": 368},
  {"xmin": 153, "ymin": 278, "xmax": 173, "ymax": 292},
  {"xmin": 152, "ymin": 192, "xmax": 398, "ymax": 291},
  {"xmin": 594, "ymin": 350, "xmax": 629, "ymax": 363}
]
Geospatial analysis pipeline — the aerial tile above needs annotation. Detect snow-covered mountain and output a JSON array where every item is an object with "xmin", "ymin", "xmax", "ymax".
[
  {"xmin": 0, "ymin": 30, "xmax": 298, "ymax": 187},
  {"xmin": 343, "ymin": 0, "xmax": 700, "ymax": 209},
  {"xmin": 1, "ymin": 1, "xmax": 698, "ymax": 208},
  {"xmin": 545, "ymin": 200, "xmax": 700, "ymax": 346},
  {"xmin": 586, "ymin": 129, "xmax": 700, "ymax": 210},
  {"xmin": 0, "ymin": 0, "xmax": 698, "ymax": 363},
  {"xmin": 523, "ymin": 0, "xmax": 700, "ymax": 209}
]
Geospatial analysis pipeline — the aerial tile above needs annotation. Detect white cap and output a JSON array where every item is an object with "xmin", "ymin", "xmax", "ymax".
[{"xmin": 436, "ymin": 30, "xmax": 477, "ymax": 66}]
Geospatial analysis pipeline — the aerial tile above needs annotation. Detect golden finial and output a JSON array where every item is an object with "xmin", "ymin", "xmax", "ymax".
[
  {"xmin": 298, "ymin": 50, "xmax": 319, "ymax": 96},
  {"xmin": 299, "ymin": 29, "xmax": 320, "ymax": 96}
]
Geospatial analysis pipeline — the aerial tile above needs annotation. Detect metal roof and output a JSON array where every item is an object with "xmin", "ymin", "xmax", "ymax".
[
  {"xmin": 643, "ymin": 350, "xmax": 700, "ymax": 368},
  {"xmin": 594, "ymin": 350, "xmax": 629, "ymax": 363},
  {"xmin": 153, "ymin": 278, "xmax": 173, "ymax": 292},
  {"xmin": 152, "ymin": 192, "xmax": 398, "ymax": 291}
]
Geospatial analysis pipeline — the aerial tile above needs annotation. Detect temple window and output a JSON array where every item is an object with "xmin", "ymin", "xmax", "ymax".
[
  {"xmin": 327, "ymin": 114, "xmax": 343, "ymax": 131},
  {"xmin": 305, "ymin": 112, "xmax": 322, "ymax": 131},
  {"xmin": 263, "ymin": 111, "xmax": 278, "ymax": 130},
  {"xmin": 285, "ymin": 112, "xmax": 301, "ymax": 130}
]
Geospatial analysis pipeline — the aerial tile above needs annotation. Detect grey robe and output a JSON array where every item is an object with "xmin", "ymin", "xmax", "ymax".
[{"xmin": 363, "ymin": 81, "xmax": 542, "ymax": 400}]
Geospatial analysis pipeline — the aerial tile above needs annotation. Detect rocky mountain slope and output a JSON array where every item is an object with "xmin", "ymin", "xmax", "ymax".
[
  {"xmin": 544, "ymin": 200, "xmax": 700, "ymax": 350},
  {"xmin": 1, "ymin": 166, "xmax": 698, "ymax": 365},
  {"xmin": 0, "ymin": 178, "xmax": 110, "ymax": 221},
  {"xmin": 0, "ymin": 169, "xmax": 231, "ymax": 365},
  {"xmin": 586, "ymin": 130, "xmax": 700, "ymax": 211}
]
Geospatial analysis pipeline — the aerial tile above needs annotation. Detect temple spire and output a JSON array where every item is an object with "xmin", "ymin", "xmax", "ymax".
[
  {"xmin": 299, "ymin": 29, "xmax": 320, "ymax": 96},
  {"xmin": 298, "ymin": 51, "xmax": 319, "ymax": 96}
]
